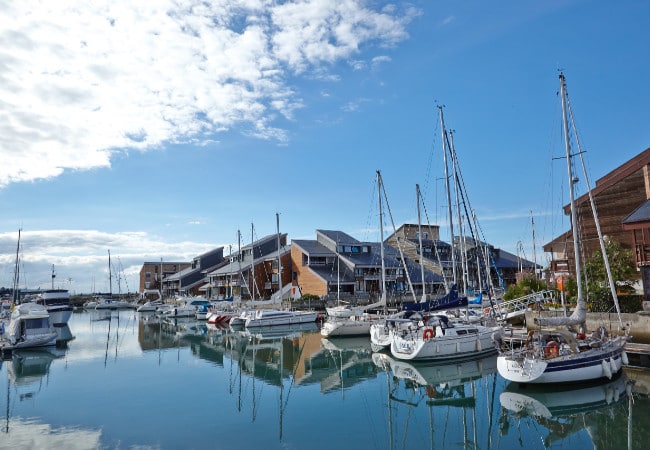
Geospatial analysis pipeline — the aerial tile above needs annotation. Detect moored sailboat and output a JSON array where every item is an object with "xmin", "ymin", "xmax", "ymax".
[{"xmin": 495, "ymin": 73, "xmax": 629, "ymax": 384}]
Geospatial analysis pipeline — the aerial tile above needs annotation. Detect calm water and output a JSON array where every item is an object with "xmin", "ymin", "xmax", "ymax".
[{"xmin": 0, "ymin": 309, "xmax": 648, "ymax": 450}]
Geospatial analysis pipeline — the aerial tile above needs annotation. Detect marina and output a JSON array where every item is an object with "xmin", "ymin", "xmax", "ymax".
[{"xmin": 0, "ymin": 309, "xmax": 648, "ymax": 449}]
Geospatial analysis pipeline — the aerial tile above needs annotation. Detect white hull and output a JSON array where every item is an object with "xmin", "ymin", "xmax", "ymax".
[
  {"xmin": 245, "ymin": 310, "xmax": 318, "ymax": 328},
  {"xmin": 496, "ymin": 338, "xmax": 626, "ymax": 384},
  {"xmin": 47, "ymin": 308, "xmax": 73, "ymax": 327},
  {"xmin": 390, "ymin": 326, "xmax": 499, "ymax": 361},
  {"xmin": 321, "ymin": 318, "xmax": 372, "ymax": 337}
]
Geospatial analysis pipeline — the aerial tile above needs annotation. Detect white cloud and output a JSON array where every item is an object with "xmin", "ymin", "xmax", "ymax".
[
  {"xmin": 0, "ymin": 1, "xmax": 415, "ymax": 187},
  {"xmin": 0, "ymin": 229, "xmax": 216, "ymax": 293}
]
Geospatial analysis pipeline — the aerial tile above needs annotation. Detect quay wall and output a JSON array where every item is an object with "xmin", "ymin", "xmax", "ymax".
[{"xmin": 524, "ymin": 311, "xmax": 650, "ymax": 343}]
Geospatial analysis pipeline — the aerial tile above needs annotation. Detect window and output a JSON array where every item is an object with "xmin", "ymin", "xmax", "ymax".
[{"xmin": 145, "ymin": 272, "xmax": 151, "ymax": 279}]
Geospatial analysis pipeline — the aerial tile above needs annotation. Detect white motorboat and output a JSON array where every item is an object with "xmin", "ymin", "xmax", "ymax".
[
  {"xmin": 32, "ymin": 289, "xmax": 73, "ymax": 326},
  {"xmin": 94, "ymin": 297, "xmax": 135, "ymax": 310},
  {"xmin": 244, "ymin": 309, "xmax": 319, "ymax": 328},
  {"xmin": 390, "ymin": 314, "xmax": 500, "ymax": 361},
  {"xmin": 137, "ymin": 299, "xmax": 164, "ymax": 313},
  {"xmin": 161, "ymin": 297, "xmax": 211, "ymax": 318},
  {"xmin": 0, "ymin": 303, "xmax": 58, "ymax": 351}
]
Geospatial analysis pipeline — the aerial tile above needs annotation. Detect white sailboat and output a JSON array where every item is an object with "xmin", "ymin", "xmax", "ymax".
[
  {"xmin": 321, "ymin": 171, "xmax": 398, "ymax": 337},
  {"xmin": 495, "ymin": 73, "xmax": 629, "ymax": 384},
  {"xmin": 387, "ymin": 108, "xmax": 501, "ymax": 361}
]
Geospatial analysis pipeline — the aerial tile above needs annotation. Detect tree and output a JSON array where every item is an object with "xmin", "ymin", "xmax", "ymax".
[
  {"xmin": 503, "ymin": 273, "xmax": 548, "ymax": 301},
  {"xmin": 582, "ymin": 238, "xmax": 637, "ymax": 312}
]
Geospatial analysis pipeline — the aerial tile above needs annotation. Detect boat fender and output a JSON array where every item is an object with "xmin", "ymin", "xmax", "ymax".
[
  {"xmin": 423, "ymin": 328, "xmax": 435, "ymax": 340},
  {"xmin": 601, "ymin": 359, "xmax": 612, "ymax": 379},
  {"xmin": 609, "ymin": 357, "xmax": 617, "ymax": 374},
  {"xmin": 622, "ymin": 351, "xmax": 629, "ymax": 366}
]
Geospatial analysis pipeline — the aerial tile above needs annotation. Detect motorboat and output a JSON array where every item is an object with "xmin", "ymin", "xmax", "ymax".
[
  {"xmin": 94, "ymin": 297, "xmax": 135, "ymax": 310},
  {"xmin": 32, "ymin": 289, "xmax": 73, "ymax": 326},
  {"xmin": 0, "ymin": 303, "xmax": 58, "ymax": 351},
  {"xmin": 137, "ymin": 299, "xmax": 164, "ymax": 313},
  {"xmin": 161, "ymin": 297, "xmax": 211, "ymax": 318},
  {"xmin": 390, "ymin": 314, "xmax": 500, "ymax": 361},
  {"xmin": 244, "ymin": 309, "xmax": 319, "ymax": 327}
]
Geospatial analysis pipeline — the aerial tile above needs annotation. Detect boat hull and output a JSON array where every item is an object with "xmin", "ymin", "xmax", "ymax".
[
  {"xmin": 245, "ymin": 311, "xmax": 318, "ymax": 327},
  {"xmin": 390, "ymin": 327, "xmax": 498, "ymax": 361},
  {"xmin": 496, "ymin": 342, "xmax": 625, "ymax": 384}
]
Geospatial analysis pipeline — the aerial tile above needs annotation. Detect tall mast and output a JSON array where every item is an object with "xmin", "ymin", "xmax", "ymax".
[
  {"xmin": 439, "ymin": 106, "xmax": 457, "ymax": 286},
  {"xmin": 377, "ymin": 171, "xmax": 387, "ymax": 304},
  {"xmin": 416, "ymin": 184, "xmax": 426, "ymax": 301},
  {"xmin": 560, "ymin": 73, "xmax": 583, "ymax": 304},
  {"xmin": 12, "ymin": 229, "xmax": 21, "ymax": 304},
  {"xmin": 237, "ymin": 229, "xmax": 242, "ymax": 300},
  {"xmin": 530, "ymin": 210, "xmax": 538, "ymax": 278},
  {"xmin": 251, "ymin": 223, "xmax": 255, "ymax": 301},
  {"xmin": 276, "ymin": 212, "xmax": 282, "ymax": 302},
  {"xmin": 108, "ymin": 249, "xmax": 113, "ymax": 298}
]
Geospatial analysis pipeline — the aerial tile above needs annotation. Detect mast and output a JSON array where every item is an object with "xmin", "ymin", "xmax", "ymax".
[
  {"xmin": 449, "ymin": 130, "xmax": 469, "ymax": 294},
  {"xmin": 560, "ymin": 73, "xmax": 584, "ymax": 308},
  {"xmin": 237, "ymin": 229, "xmax": 242, "ymax": 301},
  {"xmin": 12, "ymin": 229, "xmax": 21, "ymax": 305},
  {"xmin": 377, "ymin": 171, "xmax": 387, "ymax": 304},
  {"xmin": 251, "ymin": 223, "xmax": 256, "ymax": 301},
  {"xmin": 108, "ymin": 249, "xmax": 113, "ymax": 299},
  {"xmin": 530, "ymin": 210, "xmax": 538, "ymax": 279},
  {"xmin": 276, "ymin": 212, "xmax": 283, "ymax": 303},
  {"xmin": 439, "ymin": 106, "xmax": 457, "ymax": 286},
  {"xmin": 416, "ymin": 184, "xmax": 427, "ymax": 301}
]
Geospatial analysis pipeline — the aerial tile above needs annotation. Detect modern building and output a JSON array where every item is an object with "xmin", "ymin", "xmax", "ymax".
[
  {"xmin": 544, "ymin": 147, "xmax": 650, "ymax": 286},
  {"xmin": 162, "ymin": 247, "xmax": 225, "ymax": 298},
  {"xmin": 290, "ymin": 229, "xmax": 445, "ymax": 301},
  {"xmin": 205, "ymin": 232, "xmax": 292, "ymax": 300},
  {"xmin": 139, "ymin": 261, "xmax": 191, "ymax": 294}
]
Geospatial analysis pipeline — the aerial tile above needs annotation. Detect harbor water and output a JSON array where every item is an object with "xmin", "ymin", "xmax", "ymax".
[{"xmin": 0, "ymin": 309, "xmax": 648, "ymax": 449}]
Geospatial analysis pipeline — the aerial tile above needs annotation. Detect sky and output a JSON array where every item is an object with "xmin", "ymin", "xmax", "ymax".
[{"xmin": 1, "ymin": 0, "xmax": 649, "ymax": 295}]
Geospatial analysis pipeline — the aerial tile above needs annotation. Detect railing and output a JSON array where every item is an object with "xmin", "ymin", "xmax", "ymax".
[{"xmin": 492, "ymin": 290, "xmax": 555, "ymax": 322}]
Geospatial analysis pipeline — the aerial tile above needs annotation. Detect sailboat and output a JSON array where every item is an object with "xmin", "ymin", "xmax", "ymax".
[
  {"xmin": 321, "ymin": 171, "xmax": 395, "ymax": 337},
  {"xmin": 495, "ymin": 73, "xmax": 629, "ymax": 384},
  {"xmin": 94, "ymin": 250, "xmax": 133, "ymax": 310},
  {"xmin": 387, "ymin": 108, "xmax": 502, "ymax": 361}
]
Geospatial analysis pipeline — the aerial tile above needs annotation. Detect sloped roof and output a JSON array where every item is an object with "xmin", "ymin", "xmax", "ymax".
[{"xmin": 623, "ymin": 199, "xmax": 650, "ymax": 224}]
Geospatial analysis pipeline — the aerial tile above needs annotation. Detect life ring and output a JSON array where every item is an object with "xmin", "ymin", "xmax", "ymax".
[
  {"xmin": 423, "ymin": 328, "xmax": 435, "ymax": 340},
  {"xmin": 483, "ymin": 308, "xmax": 490, "ymax": 314}
]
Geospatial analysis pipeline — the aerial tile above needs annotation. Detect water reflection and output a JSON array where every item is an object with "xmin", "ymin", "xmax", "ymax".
[
  {"xmin": 371, "ymin": 352, "xmax": 499, "ymax": 450},
  {"xmin": 499, "ymin": 375, "xmax": 634, "ymax": 448},
  {"xmin": 1, "ymin": 346, "xmax": 101, "ymax": 447}
]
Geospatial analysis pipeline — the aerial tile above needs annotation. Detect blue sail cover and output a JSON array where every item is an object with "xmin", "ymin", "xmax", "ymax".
[
  {"xmin": 468, "ymin": 292, "xmax": 482, "ymax": 305},
  {"xmin": 402, "ymin": 284, "xmax": 468, "ymax": 312}
]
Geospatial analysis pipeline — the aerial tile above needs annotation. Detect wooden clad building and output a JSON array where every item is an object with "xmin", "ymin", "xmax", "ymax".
[{"xmin": 544, "ymin": 147, "xmax": 650, "ymax": 281}]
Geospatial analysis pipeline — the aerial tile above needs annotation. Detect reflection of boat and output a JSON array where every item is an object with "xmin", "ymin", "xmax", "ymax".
[
  {"xmin": 238, "ymin": 321, "xmax": 318, "ymax": 340},
  {"xmin": 499, "ymin": 374, "xmax": 633, "ymax": 448},
  {"xmin": 501, "ymin": 374, "xmax": 631, "ymax": 418},
  {"xmin": 373, "ymin": 352, "xmax": 497, "ymax": 389},
  {"xmin": 6, "ymin": 347, "xmax": 66, "ymax": 386}
]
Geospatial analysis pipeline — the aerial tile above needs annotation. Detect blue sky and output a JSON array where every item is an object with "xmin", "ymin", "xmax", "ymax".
[{"xmin": 1, "ymin": 0, "xmax": 649, "ymax": 294}]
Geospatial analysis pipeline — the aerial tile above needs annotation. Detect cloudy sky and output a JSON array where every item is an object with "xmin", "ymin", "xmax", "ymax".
[{"xmin": 1, "ymin": 0, "xmax": 649, "ymax": 294}]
